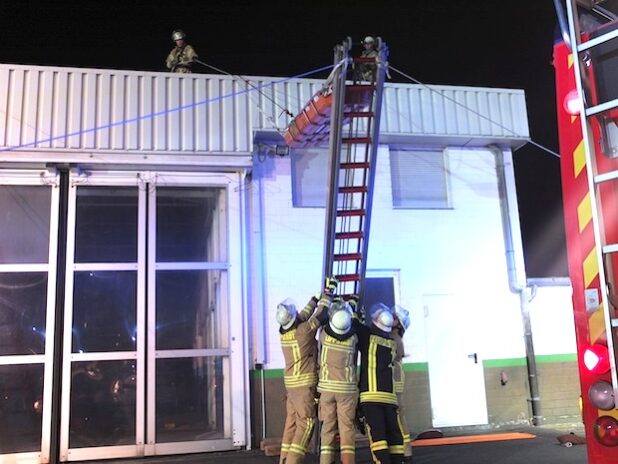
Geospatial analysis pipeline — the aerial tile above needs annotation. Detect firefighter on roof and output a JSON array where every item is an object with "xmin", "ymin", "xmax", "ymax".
[
  {"xmin": 392, "ymin": 305, "xmax": 412, "ymax": 461},
  {"xmin": 277, "ymin": 277, "xmax": 338, "ymax": 464},
  {"xmin": 355, "ymin": 302, "xmax": 407, "ymax": 464},
  {"xmin": 317, "ymin": 299, "xmax": 358, "ymax": 464},
  {"xmin": 166, "ymin": 29, "xmax": 198, "ymax": 73}
]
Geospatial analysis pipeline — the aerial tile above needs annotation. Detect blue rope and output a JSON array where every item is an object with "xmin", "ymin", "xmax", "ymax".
[{"xmin": 0, "ymin": 63, "xmax": 335, "ymax": 153}]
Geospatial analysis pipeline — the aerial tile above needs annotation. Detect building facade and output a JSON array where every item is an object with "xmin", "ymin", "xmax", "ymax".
[{"xmin": 0, "ymin": 63, "xmax": 578, "ymax": 463}]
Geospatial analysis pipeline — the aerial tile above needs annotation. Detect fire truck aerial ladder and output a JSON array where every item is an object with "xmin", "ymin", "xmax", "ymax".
[
  {"xmin": 283, "ymin": 37, "xmax": 388, "ymax": 304},
  {"xmin": 554, "ymin": 0, "xmax": 618, "ymax": 460}
]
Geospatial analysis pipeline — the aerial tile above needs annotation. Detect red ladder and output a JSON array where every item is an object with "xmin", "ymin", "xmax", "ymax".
[{"xmin": 322, "ymin": 38, "xmax": 388, "ymax": 303}]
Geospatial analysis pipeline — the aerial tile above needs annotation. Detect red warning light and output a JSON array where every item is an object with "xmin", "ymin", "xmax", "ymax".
[
  {"xmin": 594, "ymin": 416, "xmax": 618, "ymax": 447},
  {"xmin": 584, "ymin": 344, "xmax": 610, "ymax": 374},
  {"xmin": 563, "ymin": 89, "xmax": 582, "ymax": 115}
]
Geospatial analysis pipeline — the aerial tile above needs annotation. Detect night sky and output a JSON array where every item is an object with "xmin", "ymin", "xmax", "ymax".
[{"xmin": 2, "ymin": 1, "xmax": 565, "ymax": 277}]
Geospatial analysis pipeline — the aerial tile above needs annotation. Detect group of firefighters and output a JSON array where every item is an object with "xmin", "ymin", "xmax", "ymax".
[{"xmin": 276, "ymin": 277, "xmax": 413, "ymax": 464}]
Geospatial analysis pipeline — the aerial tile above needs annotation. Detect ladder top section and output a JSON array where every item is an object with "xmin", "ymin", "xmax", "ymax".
[{"xmin": 282, "ymin": 37, "xmax": 386, "ymax": 148}]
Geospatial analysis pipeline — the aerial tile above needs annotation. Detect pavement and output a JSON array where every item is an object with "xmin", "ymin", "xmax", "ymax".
[{"xmin": 82, "ymin": 425, "xmax": 588, "ymax": 464}]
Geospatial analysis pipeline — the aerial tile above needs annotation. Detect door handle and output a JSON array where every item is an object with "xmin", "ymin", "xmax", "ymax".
[{"xmin": 467, "ymin": 353, "xmax": 478, "ymax": 364}]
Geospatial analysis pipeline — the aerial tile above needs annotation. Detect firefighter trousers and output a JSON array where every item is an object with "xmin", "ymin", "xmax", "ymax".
[
  {"xmin": 280, "ymin": 387, "xmax": 317, "ymax": 464},
  {"xmin": 318, "ymin": 391, "xmax": 358, "ymax": 464},
  {"xmin": 361, "ymin": 403, "xmax": 406, "ymax": 464},
  {"xmin": 396, "ymin": 392, "xmax": 412, "ymax": 458}
]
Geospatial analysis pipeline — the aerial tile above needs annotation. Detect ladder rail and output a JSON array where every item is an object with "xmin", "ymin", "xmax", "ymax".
[
  {"xmin": 322, "ymin": 38, "xmax": 351, "ymax": 284},
  {"xmin": 566, "ymin": 0, "xmax": 618, "ymax": 403},
  {"xmin": 357, "ymin": 38, "xmax": 388, "ymax": 305}
]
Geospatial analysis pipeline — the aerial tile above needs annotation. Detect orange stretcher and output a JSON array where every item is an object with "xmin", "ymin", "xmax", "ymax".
[{"xmin": 283, "ymin": 85, "xmax": 374, "ymax": 147}]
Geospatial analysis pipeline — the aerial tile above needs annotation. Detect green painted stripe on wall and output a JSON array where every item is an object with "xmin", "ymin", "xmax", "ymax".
[
  {"xmin": 536, "ymin": 353, "xmax": 577, "ymax": 363},
  {"xmin": 483, "ymin": 353, "xmax": 577, "ymax": 368},
  {"xmin": 251, "ymin": 369, "xmax": 284, "ymax": 380},
  {"xmin": 251, "ymin": 354, "xmax": 576, "ymax": 379},
  {"xmin": 403, "ymin": 362, "xmax": 428, "ymax": 372}
]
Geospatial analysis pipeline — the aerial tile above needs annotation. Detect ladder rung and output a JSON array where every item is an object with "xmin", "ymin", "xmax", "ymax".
[
  {"xmin": 339, "ymin": 186, "xmax": 368, "ymax": 194},
  {"xmin": 578, "ymin": 28, "xmax": 618, "ymax": 53},
  {"xmin": 334, "ymin": 253, "xmax": 362, "ymax": 262},
  {"xmin": 346, "ymin": 84, "xmax": 376, "ymax": 91},
  {"xmin": 342, "ymin": 137, "xmax": 372, "ymax": 144},
  {"xmin": 337, "ymin": 209, "xmax": 365, "ymax": 217},
  {"xmin": 595, "ymin": 171, "xmax": 618, "ymax": 184},
  {"xmin": 603, "ymin": 244, "xmax": 618, "ymax": 254},
  {"xmin": 344, "ymin": 111, "xmax": 374, "ymax": 118},
  {"xmin": 335, "ymin": 231, "xmax": 364, "ymax": 240},
  {"xmin": 340, "ymin": 162, "xmax": 370, "ymax": 170},
  {"xmin": 352, "ymin": 57, "xmax": 377, "ymax": 64},
  {"xmin": 335, "ymin": 274, "xmax": 360, "ymax": 282},
  {"xmin": 585, "ymin": 97, "xmax": 618, "ymax": 117}
]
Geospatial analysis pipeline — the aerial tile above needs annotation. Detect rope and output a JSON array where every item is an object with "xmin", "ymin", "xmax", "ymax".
[
  {"xmin": 388, "ymin": 65, "xmax": 561, "ymax": 159},
  {"xmin": 193, "ymin": 58, "xmax": 295, "ymax": 120},
  {"xmin": 0, "ymin": 63, "xmax": 336, "ymax": 153}
]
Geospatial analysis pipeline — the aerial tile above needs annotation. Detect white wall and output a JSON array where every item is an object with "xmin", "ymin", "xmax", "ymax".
[
  {"xmin": 528, "ymin": 283, "xmax": 576, "ymax": 356},
  {"xmin": 259, "ymin": 145, "xmax": 531, "ymax": 370}
]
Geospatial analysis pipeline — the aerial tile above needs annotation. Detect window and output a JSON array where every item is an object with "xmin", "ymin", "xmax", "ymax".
[
  {"xmin": 390, "ymin": 149, "xmax": 450, "ymax": 209},
  {"xmin": 291, "ymin": 148, "xmax": 329, "ymax": 207}
]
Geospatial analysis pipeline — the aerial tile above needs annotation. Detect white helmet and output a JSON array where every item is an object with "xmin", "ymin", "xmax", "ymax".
[
  {"xmin": 329, "ymin": 302, "xmax": 353, "ymax": 335},
  {"xmin": 363, "ymin": 36, "xmax": 375, "ymax": 44},
  {"xmin": 392, "ymin": 305, "xmax": 410, "ymax": 332},
  {"xmin": 276, "ymin": 298, "xmax": 297, "ymax": 330},
  {"xmin": 172, "ymin": 29, "xmax": 186, "ymax": 41},
  {"xmin": 368, "ymin": 303, "xmax": 394, "ymax": 333}
]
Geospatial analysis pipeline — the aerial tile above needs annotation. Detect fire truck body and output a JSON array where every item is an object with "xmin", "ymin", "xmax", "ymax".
[{"xmin": 554, "ymin": 1, "xmax": 618, "ymax": 461}]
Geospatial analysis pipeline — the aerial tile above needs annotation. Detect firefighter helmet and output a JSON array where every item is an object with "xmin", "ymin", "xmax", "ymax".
[
  {"xmin": 172, "ymin": 29, "xmax": 186, "ymax": 41},
  {"xmin": 392, "ymin": 304, "xmax": 410, "ymax": 332},
  {"xmin": 329, "ymin": 301, "xmax": 353, "ymax": 335},
  {"xmin": 276, "ymin": 298, "xmax": 297, "ymax": 329},
  {"xmin": 363, "ymin": 36, "xmax": 375, "ymax": 44},
  {"xmin": 368, "ymin": 303, "xmax": 394, "ymax": 332}
]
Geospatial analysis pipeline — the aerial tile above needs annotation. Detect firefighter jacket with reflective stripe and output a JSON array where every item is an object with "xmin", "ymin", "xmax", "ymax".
[
  {"xmin": 392, "ymin": 330, "xmax": 405, "ymax": 394},
  {"xmin": 354, "ymin": 319, "xmax": 398, "ymax": 406},
  {"xmin": 317, "ymin": 324, "xmax": 358, "ymax": 394},
  {"xmin": 280, "ymin": 295, "xmax": 331, "ymax": 389}
]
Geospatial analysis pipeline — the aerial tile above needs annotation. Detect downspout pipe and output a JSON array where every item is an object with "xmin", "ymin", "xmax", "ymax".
[{"xmin": 490, "ymin": 144, "xmax": 542, "ymax": 426}]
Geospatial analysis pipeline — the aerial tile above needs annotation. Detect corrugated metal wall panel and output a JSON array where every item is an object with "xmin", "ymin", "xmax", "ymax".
[{"xmin": 0, "ymin": 64, "xmax": 529, "ymax": 158}]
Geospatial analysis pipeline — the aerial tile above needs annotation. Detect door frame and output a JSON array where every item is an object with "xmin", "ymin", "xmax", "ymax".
[
  {"xmin": 144, "ymin": 172, "xmax": 245, "ymax": 456},
  {"xmin": 60, "ymin": 171, "xmax": 146, "ymax": 462},
  {"xmin": 0, "ymin": 169, "xmax": 60, "ymax": 464}
]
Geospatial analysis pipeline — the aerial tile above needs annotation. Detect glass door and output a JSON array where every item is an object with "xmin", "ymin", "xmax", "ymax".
[
  {"xmin": 60, "ymin": 171, "xmax": 248, "ymax": 461},
  {"xmin": 146, "ymin": 174, "xmax": 236, "ymax": 455},
  {"xmin": 60, "ymin": 172, "xmax": 146, "ymax": 461},
  {"xmin": 0, "ymin": 171, "xmax": 60, "ymax": 463}
]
